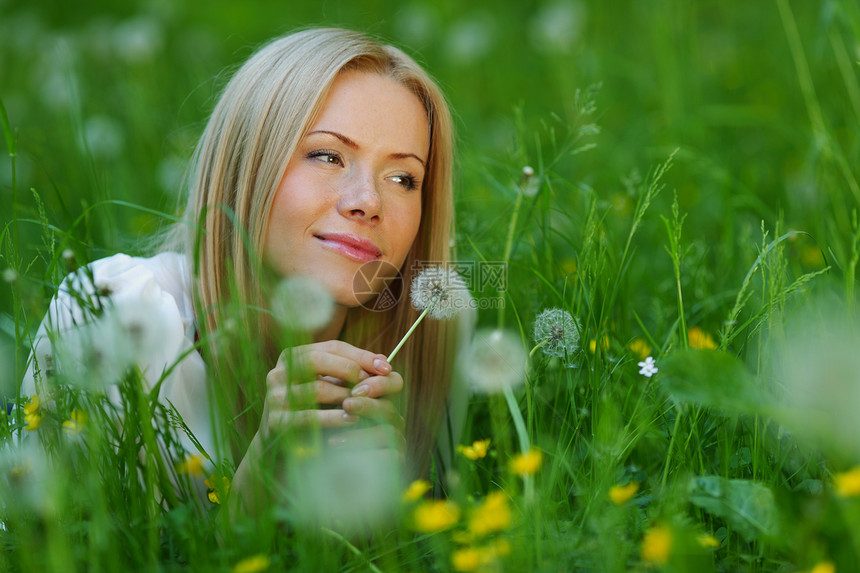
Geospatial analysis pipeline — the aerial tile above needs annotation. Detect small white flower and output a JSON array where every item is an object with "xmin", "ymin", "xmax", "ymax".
[
  {"xmin": 270, "ymin": 275, "xmax": 334, "ymax": 333},
  {"xmin": 410, "ymin": 266, "xmax": 472, "ymax": 320},
  {"xmin": 2, "ymin": 268, "xmax": 17, "ymax": 283},
  {"xmin": 638, "ymin": 356, "xmax": 658, "ymax": 378},
  {"xmin": 522, "ymin": 165, "xmax": 535, "ymax": 178},
  {"xmin": 533, "ymin": 308, "xmax": 580, "ymax": 359},
  {"xmin": 462, "ymin": 329, "xmax": 528, "ymax": 394}
]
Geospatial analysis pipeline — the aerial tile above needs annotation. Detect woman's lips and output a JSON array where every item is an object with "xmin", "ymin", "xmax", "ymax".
[{"xmin": 314, "ymin": 233, "xmax": 382, "ymax": 263}]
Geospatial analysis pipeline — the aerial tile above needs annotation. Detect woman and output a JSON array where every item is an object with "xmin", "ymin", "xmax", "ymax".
[{"xmin": 22, "ymin": 28, "xmax": 468, "ymax": 515}]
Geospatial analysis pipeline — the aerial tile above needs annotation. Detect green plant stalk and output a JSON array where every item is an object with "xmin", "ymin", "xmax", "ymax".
[
  {"xmin": 387, "ymin": 306, "xmax": 431, "ymax": 362},
  {"xmin": 502, "ymin": 384, "xmax": 534, "ymax": 500},
  {"xmin": 497, "ymin": 190, "xmax": 523, "ymax": 328},
  {"xmin": 660, "ymin": 406, "xmax": 683, "ymax": 490}
]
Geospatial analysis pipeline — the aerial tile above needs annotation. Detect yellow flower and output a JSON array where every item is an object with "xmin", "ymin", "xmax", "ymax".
[
  {"xmin": 809, "ymin": 561, "xmax": 835, "ymax": 573},
  {"xmin": 628, "ymin": 338, "xmax": 652, "ymax": 360},
  {"xmin": 458, "ymin": 439, "xmax": 491, "ymax": 460},
  {"xmin": 23, "ymin": 395, "xmax": 40, "ymax": 415},
  {"xmin": 23, "ymin": 396, "xmax": 42, "ymax": 431},
  {"xmin": 588, "ymin": 335, "xmax": 610, "ymax": 353},
  {"xmin": 641, "ymin": 524, "xmax": 672, "ymax": 566},
  {"xmin": 24, "ymin": 411, "xmax": 43, "ymax": 431},
  {"xmin": 608, "ymin": 482, "xmax": 639, "ymax": 505},
  {"xmin": 799, "ymin": 244, "xmax": 825, "ymax": 268},
  {"xmin": 834, "ymin": 466, "xmax": 860, "ymax": 497},
  {"xmin": 413, "ymin": 500, "xmax": 460, "ymax": 532},
  {"xmin": 451, "ymin": 547, "xmax": 481, "ymax": 572},
  {"xmin": 696, "ymin": 534, "xmax": 720, "ymax": 549},
  {"xmin": 232, "ymin": 554, "xmax": 270, "ymax": 573},
  {"xmin": 402, "ymin": 479, "xmax": 432, "ymax": 502},
  {"xmin": 176, "ymin": 454, "xmax": 205, "ymax": 477},
  {"xmin": 510, "ymin": 449, "xmax": 542, "ymax": 475},
  {"xmin": 688, "ymin": 327, "xmax": 717, "ymax": 350},
  {"xmin": 62, "ymin": 410, "xmax": 87, "ymax": 434},
  {"xmin": 469, "ymin": 491, "xmax": 512, "ymax": 536},
  {"xmin": 451, "ymin": 540, "xmax": 511, "ymax": 572},
  {"xmin": 560, "ymin": 258, "xmax": 577, "ymax": 278},
  {"xmin": 205, "ymin": 475, "xmax": 231, "ymax": 505},
  {"xmin": 492, "ymin": 538, "xmax": 511, "ymax": 556}
]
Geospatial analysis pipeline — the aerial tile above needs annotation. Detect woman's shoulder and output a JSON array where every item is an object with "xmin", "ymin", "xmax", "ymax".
[{"xmin": 56, "ymin": 251, "xmax": 194, "ymax": 327}]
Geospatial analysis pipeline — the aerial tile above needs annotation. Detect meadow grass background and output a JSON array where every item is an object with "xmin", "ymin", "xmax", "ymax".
[{"xmin": 1, "ymin": 0, "xmax": 860, "ymax": 571}]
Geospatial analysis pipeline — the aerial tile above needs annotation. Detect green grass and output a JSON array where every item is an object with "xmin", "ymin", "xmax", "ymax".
[{"xmin": 2, "ymin": 0, "xmax": 860, "ymax": 571}]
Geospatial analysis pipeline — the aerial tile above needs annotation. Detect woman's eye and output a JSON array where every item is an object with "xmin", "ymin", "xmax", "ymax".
[
  {"xmin": 389, "ymin": 174, "xmax": 418, "ymax": 190},
  {"xmin": 307, "ymin": 150, "xmax": 343, "ymax": 166}
]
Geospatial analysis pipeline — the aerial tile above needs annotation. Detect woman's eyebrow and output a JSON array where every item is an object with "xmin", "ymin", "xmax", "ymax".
[{"xmin": 308, "ymin": 130, "xmax": 426, "ymax": 168}]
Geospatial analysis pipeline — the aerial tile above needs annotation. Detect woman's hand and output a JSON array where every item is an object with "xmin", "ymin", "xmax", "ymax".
[
  {"xmin": 231, "ymin": 340, "xmax": 405, "ymax": 516},
  {"xmin": 261, "ymin": 340, "xmax": 405, "ymax": 451}
]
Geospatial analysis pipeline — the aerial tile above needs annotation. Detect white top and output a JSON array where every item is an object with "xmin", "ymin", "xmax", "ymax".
[{"xmin": 21, "ymin": 252, "xmax": 216, "ymax": 465}]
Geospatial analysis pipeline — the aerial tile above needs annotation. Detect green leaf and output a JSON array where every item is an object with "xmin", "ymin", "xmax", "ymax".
[
  {"xmin": 659, "ymin": 349, "xmax": 766, "ymax": 414},
  {"xmin": 688, "ymin": 476, "xmax": 780, "ymax": 542}
]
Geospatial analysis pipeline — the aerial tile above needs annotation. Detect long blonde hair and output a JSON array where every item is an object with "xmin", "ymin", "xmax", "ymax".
[{"xmin": 174, "ymin": 28, "xmax": 457, "ymax": 478}]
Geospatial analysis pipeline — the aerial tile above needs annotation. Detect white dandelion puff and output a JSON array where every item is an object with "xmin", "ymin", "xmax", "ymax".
[
  {"xmin": 388, "ymin": 265, "xmax": 472, "ymax": 362},
  {"xmin": 270, "ymin": 275, "xmax": 334, "ymax": 333},
  {"xmin": 533, "ymin": 308, "xmax": 580, "ymax": 359},
  {"xmin": 288, "ymin": 448, "xmax": 402, "ymax": 533},
  {"xmin": 462, "ymin": 329, "xmax": 528, "ymax": 394},
  {"xmin": 409, "ymin": 265, "xmax": 472, "ymax": 320},
  {"xmin": 638, "ymin": 356, "xmax": 658, "ymax": 378}
]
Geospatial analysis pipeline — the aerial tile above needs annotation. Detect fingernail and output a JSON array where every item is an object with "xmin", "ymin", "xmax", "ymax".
[
  {"xmin": 351, "ymin": 385, "xmax": 369, "ymax": 397},
  {"xmin": 373, "ymin": 358, "xmax": 391, "ymax": 374},
  {"xmin": 344, "ymin": 399, "xmax": 362, "ymax": 414},
  {"xmin": 342, "ymin": 413, "xmax": 358, "ymax": 424}
]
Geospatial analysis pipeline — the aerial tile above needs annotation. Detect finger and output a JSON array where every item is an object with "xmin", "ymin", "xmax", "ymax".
[
  {"xmin": 342, "ymin": 396, "xmax": 405, "ymax": 430},
  {"xmin": 266, "ymin": 409, "xmax": 359, "ymax": 434},
  {"xmin": 288, "ymin": 379, "xmax": 350, "ymax": 408},
  {"xmin": 327, "ymin": 425, "xmax": 406, "ymax": 453},
  {"xmin": 283, "ymin": 341, "xmax": 392, "ymax": 381},
  {"xmin": 349, "ymin": 371, "xmax": 404, "ymax": 399}
]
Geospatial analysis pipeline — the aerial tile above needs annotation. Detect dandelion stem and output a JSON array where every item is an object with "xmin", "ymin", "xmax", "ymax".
[
  {"xmin": 387, "ymin": 306, "xmax": 432, "ymax": 363},
  {"xmin": 528, "ymin": 338, "xmax": 550, "ymax": 359},
  {"xmin": 503, "ymin": 384, "xmax": 535, "ymax": 501}
]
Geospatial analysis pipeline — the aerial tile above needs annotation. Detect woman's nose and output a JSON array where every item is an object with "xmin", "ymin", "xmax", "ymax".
[{"xmin": 337, "ymin": 171, "xmax": 382, "ymax": 224}]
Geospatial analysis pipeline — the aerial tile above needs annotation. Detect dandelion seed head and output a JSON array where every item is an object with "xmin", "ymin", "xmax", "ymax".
[
  {"xmin": 461, "ymin": 329, "xmax": 527, "ymax": 394},
  {"xmin": 2, "ymin": 268, "xmax": 18, "ymax": 283},
  {"xmin": 410, "ymin": 266, "xmax": 471, "ymax": 320},
  {"xmin": 290, "ymin": 447, "xmax": 402, "ymax": 533},
  {"xmin": 271, "ymin": 275, "xmax": 334, "ymax": 333},
  {"xmin": 533, "ymin": 308, "xmax": 580, "ymax": 359}
]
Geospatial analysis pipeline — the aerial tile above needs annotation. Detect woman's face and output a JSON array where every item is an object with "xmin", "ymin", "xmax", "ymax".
[{"xmin": 264, "ymin": 71, "xmax": 429, "ymax": 308}]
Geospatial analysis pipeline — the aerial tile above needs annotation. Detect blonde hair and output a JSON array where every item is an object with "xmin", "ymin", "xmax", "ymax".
[{"xmin": 175, "ymin": 28, "xmax": 457, "ymax": 478}]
